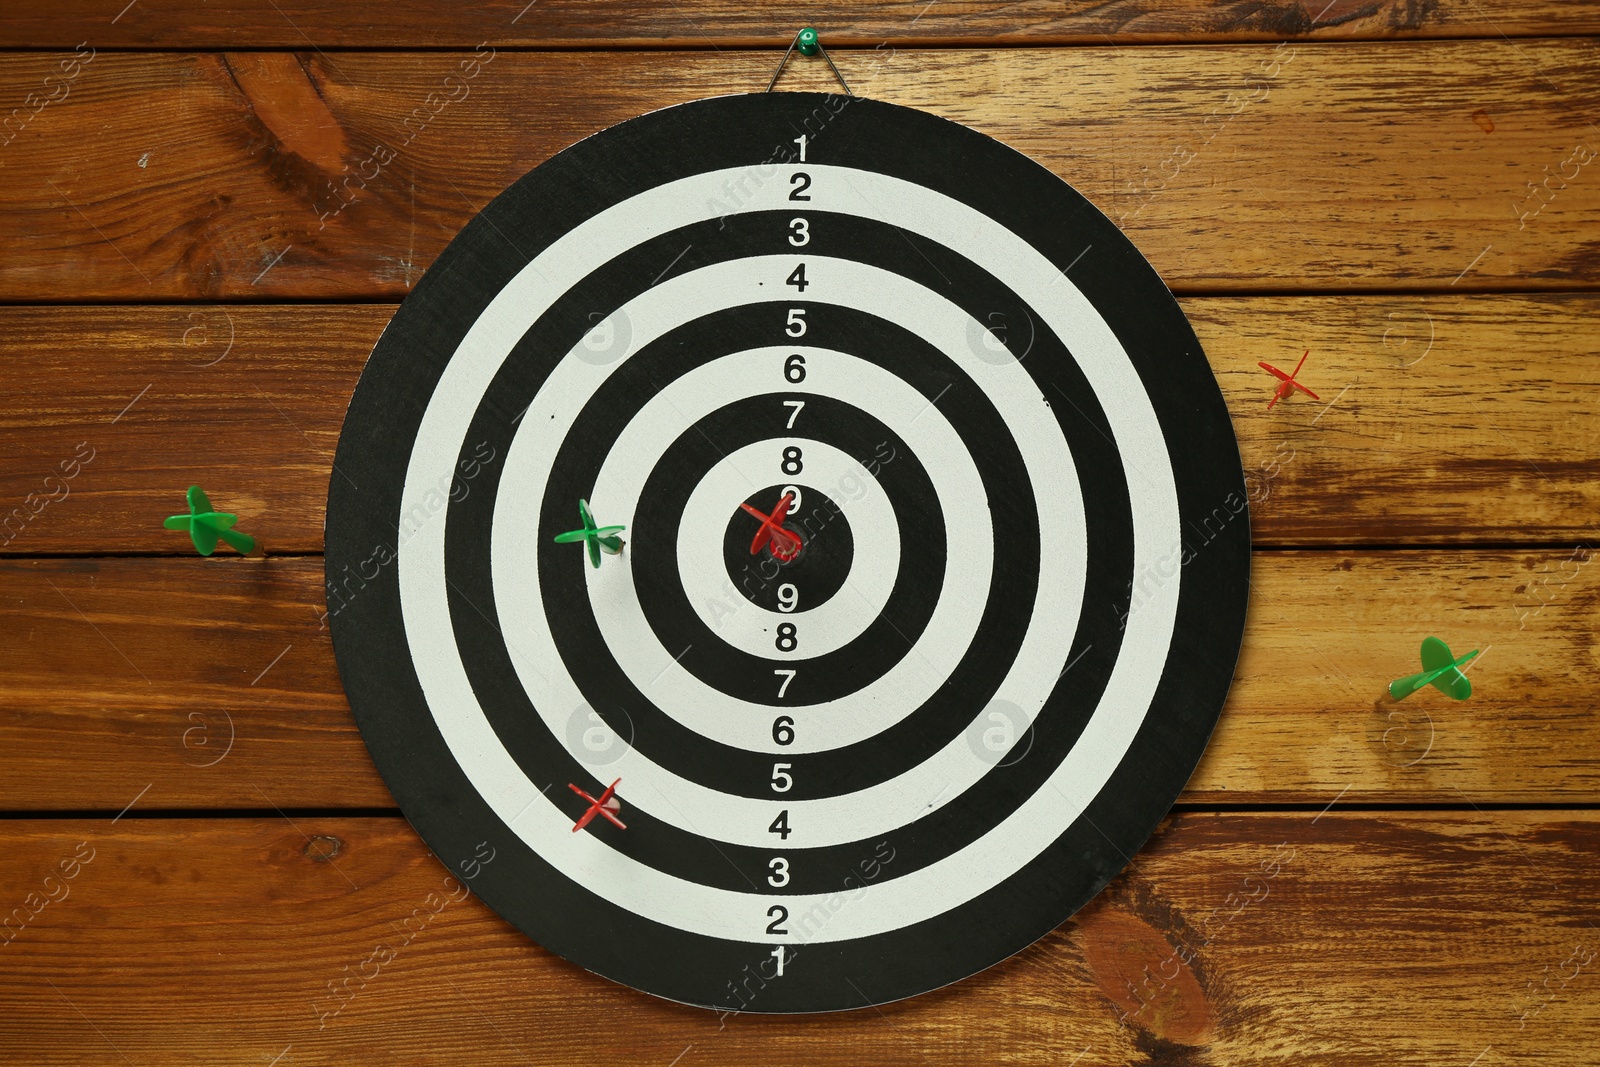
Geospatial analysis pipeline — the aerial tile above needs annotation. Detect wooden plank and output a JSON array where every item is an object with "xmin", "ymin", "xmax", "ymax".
[
  {"xmin": 0, "ymin": 812, "xmax": 1592, "ymax": 1063},
  {"xmin": 4, "ymin": 0, "xmax": 1598, "ymax": 48},
  {"xmin": 2, "ymin": 548, "xmax": 1594, "ymax": 811},
  {"xmin": 1, "ymin": 42, "xmax": 1597, "ymax": 301},
  {"xmin": 2, "ymin": 295, "xmax": 1595, "ymax": 556}
]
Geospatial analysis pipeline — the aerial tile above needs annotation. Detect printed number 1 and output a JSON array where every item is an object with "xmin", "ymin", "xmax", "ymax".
[
  {"xmin": 770, "ymin": 945, "xmax": 787, "ymax": 976},
  {"xmin": 794, "ymin": 134, "xmax": 807, "ymax": 163}
]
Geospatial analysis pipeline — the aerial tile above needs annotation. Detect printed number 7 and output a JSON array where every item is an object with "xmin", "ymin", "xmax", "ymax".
[
  {"xmin": 774, "ymin": 669, "xmax": 796, "ymax": 698},
  {"xmin": 783, "ymin": 400, "xmax": 804, "ymax": 429}
]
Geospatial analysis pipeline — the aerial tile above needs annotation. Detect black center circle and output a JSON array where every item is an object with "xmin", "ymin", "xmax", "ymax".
[{"xmin": 722, "ymin": 485, "xmax": 855, "ymax": 612}]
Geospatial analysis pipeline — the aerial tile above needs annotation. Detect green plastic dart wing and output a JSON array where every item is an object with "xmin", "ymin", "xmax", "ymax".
[{"xmin": 1419, "ymin": 637, "xmax": 1476, "ymax": 700}]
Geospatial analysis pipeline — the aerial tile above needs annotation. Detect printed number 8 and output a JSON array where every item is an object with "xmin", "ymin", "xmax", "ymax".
[
  {"xmin": 781, "ymin": 446, "xmax": 803, "ymax": 475},
  {"xmin": 775, "ymin": 622, "xmax": 797, "ymax": 652}
]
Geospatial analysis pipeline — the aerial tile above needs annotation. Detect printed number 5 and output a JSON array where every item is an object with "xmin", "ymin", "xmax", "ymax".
[
  {"xmin": 786, "ymin": 308, "xmax": 806, "ymax": 337},
  {"xmin": 771, "ymin": 762, "xmax": 792, "ymax": 792}
]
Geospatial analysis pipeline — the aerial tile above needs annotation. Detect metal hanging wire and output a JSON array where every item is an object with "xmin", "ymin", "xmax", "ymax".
[{"xmin": 766, "ymin": 27, "xmax": 853, "ymax": 96}]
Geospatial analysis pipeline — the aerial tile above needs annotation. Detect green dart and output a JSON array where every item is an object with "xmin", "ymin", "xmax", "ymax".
[
  {"xmin": 163, "ymin": 485, "xmax": 260, "ymax": 557},
  {"xmin": 1387, "ymin": 636, "xmax": 1479, "ymax": 701},
  {"xmin": 553, "ymin": 499, "xmax": 626, "ymax": 569}
]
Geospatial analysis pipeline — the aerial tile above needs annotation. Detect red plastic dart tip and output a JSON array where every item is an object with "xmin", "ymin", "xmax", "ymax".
[
  {"xmin": 740, "ymin": 492, "xmax": 803, "ymax": 561},
  {"xmin": 569, "ymin": 778, "xmax": 625, "ymax": 832},
  {"xmin": 1258, "ymin": 349, "xmax": 1320, "ymax": 409}
]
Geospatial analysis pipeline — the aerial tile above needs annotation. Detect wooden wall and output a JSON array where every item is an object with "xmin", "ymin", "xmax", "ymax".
[{"xmin": 1, "ymin": 3, "xmax": 1597, "ymax": 1063}]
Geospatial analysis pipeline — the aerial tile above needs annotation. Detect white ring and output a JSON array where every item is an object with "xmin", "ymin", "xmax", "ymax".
[
  {"xmin": 398, "ymin": 164, "xmax": 1175, "ymax": 944},
  {"xmin": 675, "ymin": 438, "xmax": 900, "ymax": 660}
]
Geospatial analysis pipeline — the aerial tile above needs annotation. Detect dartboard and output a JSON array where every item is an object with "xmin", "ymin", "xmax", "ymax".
[{"xmin": 326, "ymin": 91, "xmax": 1250, "ymax": 1013}]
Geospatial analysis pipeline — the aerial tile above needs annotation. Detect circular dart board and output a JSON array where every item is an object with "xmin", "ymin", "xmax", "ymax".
[{"xmin": 326, "ymin": 92, "xmax": 1250, "ymax": 1013}]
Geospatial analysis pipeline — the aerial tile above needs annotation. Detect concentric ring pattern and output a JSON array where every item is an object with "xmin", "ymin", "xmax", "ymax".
[{"xmin": 326, "ymin": 92, "xmax": 1249, "ymax": 1013}]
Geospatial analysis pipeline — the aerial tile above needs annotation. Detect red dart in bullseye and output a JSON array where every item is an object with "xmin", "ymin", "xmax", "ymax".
[
  {"xmin": 1258, "ymin": 349, "xmax": 1320, "ymax": 409},
  {"xmin": 740, "ymin": 492, "xmax": 803, "ymax": 562},
  {"xmin": 569, "ymin": 778, "xmax": 626, "ymax": 832}
]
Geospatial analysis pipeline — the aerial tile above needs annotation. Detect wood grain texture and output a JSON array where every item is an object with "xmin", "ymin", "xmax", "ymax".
[
  {"xmin": 4, "ymin": 0, "xmax": 1599, "ymax": 48},
  {"xmin": 2, "ymin": 42, "xmax": 1598, "ymax": 301},
  {"xmin": 0, "ymin": 812, "xmax": 1593, "ymax": 1064},
  {"xmin": 3, "ymin": 548, "xmax": 1595, "ymax": 810},
  {"xmin": 2, "ymin": 295, "xmax": 1595, "ymax": 556}
]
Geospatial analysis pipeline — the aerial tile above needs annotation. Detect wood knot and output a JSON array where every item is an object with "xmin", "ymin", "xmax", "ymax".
[
  {"xmin": 1076, "ymin": 902, "xmax": 1214, "ymax": 1045},
  {"xmin": 303, "ymin": 835, "xmax": 343, "ymax": 862}
]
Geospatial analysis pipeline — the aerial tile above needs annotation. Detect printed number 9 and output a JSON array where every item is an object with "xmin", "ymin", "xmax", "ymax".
[{"xmin": 777, "ymin": 583, "xmax": 798, "ymax": 612}]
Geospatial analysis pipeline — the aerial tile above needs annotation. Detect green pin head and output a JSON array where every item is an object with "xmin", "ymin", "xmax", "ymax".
[
  {"xmin": 163, "ymin": 484, "xmax": 258, "ymax": 557},
  {"xmin": 1387, "ymin": 636, "xmax": 1479, "ymax": 701},
  {"xmin": 553, "ymin": 498, "xmax": 626, "ymax": 569},
  {"xmin": 796, "ymin": 27, "xmax": 820, "ymax": 56}
]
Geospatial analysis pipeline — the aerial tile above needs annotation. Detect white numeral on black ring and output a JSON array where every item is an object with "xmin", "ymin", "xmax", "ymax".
[
  {"xmin": 768, "ymin": 856, "xmax": 790, "ymax": 887},
  {"xmin": 770, "ymin": 762, "xmax": 792, "ymax": 792}
]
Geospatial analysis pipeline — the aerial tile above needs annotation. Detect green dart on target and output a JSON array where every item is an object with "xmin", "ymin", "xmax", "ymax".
[{"xmin": 553, "ymin": 499, "xmax": 626, "ymax": 569}]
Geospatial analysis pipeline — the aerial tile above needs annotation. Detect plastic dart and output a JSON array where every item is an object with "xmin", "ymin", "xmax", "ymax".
[
  {"xmin": 1387, "ymin": 636, "xmax": 1480, "ymax": 701},
  {"xmin": 569, "ymin": 778, "xmax": 626, "ymax": 832},
  {"xmin": 163, "ymin": 485, "xmax": 260, "ymax": 557},
  {"xmin": 553, "ymin": 499, "xmax": 626, "ymax": 568},
  {"xmin": 740, "ymin": 492, "xmax": 803, "ymax": 562},
  {"xmin": 1258, "ymin": 349, "xmax": 1320, "ymax": 409}
]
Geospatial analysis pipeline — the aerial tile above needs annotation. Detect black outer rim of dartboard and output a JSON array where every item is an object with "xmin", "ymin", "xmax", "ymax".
[{"xmin": 325, "ymin": 92, "xmax": 1249, "ymax": 1013}]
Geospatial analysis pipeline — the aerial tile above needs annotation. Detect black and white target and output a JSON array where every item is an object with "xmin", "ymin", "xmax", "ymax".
[{"xmin": 326, "ymin": 92, "xmax": 1250, "ymax": 1013}]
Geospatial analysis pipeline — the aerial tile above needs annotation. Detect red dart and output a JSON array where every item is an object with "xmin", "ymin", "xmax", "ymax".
[
  {"xmin": 569, "ymin": 778, "xmax": 626, "ymax": 832},
  {"xmin": 1258, "ymin": 349, "xmax": 1320, "ymax": 409},
  {"xmin": 740, "ymin": 492, "xmax": 803, "ymax": 561}
]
